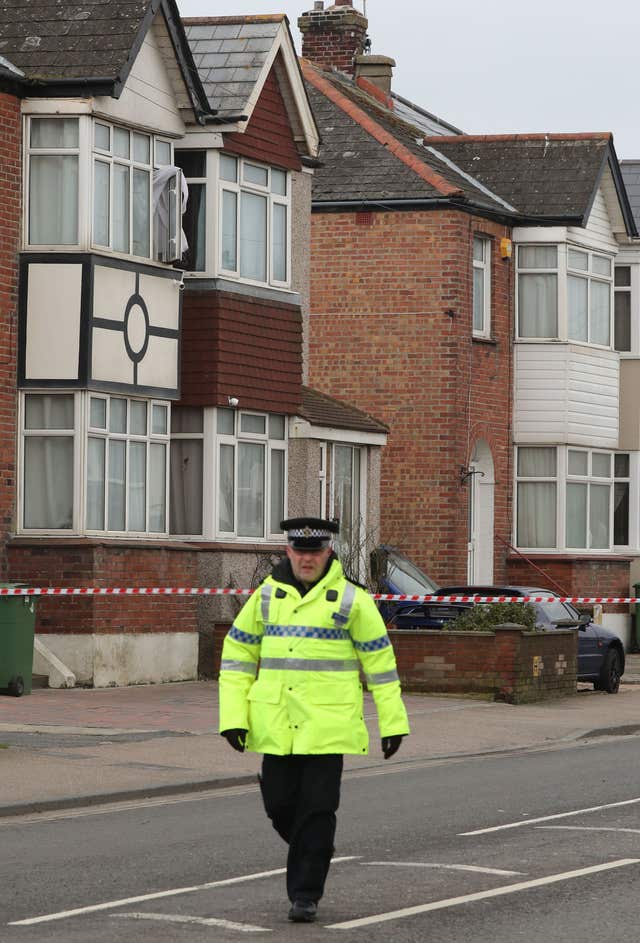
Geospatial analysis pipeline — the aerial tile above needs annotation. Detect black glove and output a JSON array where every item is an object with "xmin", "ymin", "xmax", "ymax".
[
  {"xmin": 381, "ymin": 735, "xmax": 403, "ymax": 760},
  {"xmin": 221, "ymin": 728, "xmax": 248, "ymax": 752}
]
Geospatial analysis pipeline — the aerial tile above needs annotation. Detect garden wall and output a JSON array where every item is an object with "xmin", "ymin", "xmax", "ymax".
[{"xmin": 213, "ymin": 622, "xmax": 577, "ymax": 704}]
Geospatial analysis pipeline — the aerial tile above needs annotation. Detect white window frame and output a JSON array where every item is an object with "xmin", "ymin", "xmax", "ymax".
[
  {"xmin": 514, "ymin": 445, "xmax": 632, "ymax": 553},
  {"xmin": 214, "ymin": 408, "xmax": 288, "ymax": 541},
  {"xmin": 472, "ymin": 235, "xmax": 491, "ymax": 337},
  {"xmin": 216, "ymin": 153, "xmax": 291, "ymax": 289},
  {"xmin": 18, "ymin": 391, "xmax": 170, "ymax": 536},
  {"xmin": 86, "ymin": 394, "xmax": 170, "ymax": 536},
  {"xmin": 24, "ymin": 114, "xmax": 87, "ymax": 250},
  {"xmin": 25, "ymin": 114, "xmax": 181, "ymax": 263},
  {"xmin": 516, "ymin": 243, "xmax": 614, "ymax": 348}
]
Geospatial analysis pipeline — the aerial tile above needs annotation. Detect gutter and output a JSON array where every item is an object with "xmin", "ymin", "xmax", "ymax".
[{"xmin": 311, "ymin": 199, "xmax": 586, "ymax": 229}]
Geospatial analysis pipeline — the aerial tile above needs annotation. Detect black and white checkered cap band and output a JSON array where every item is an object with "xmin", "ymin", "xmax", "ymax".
[{"xmin": 287, "ymin": 526, "xmax": 333, "ymax": 539}]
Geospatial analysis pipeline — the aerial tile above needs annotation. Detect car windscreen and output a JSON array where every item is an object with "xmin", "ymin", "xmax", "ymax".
[
  {"xmin": 386, "ymin": 552, "xmax": 438, "ymax": 595},
  {"xmin": 535, "ymin": 599, "xmax": 577, "ymax": 623}
]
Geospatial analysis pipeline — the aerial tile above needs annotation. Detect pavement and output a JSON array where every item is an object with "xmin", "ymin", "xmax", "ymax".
[{"xmin": 2, "ymin": 655, "xmax": 640, "ymax": 818}]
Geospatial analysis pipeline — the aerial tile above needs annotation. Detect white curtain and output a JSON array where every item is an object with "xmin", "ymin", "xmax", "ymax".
[
  {"xmin": 86, "ymin": 437, "xmax": 105, "ymax": 530},
  {"xmin": 590, "ymin": 483, "xmax": 610, "ymax": 549},
  {"xmin": 238, "ymin": 442, "xmax": 264, "ymax": 537},
  {"xmin": 518, "ymin": 273, "xmax": 558, "ymax": 337},
  {"xmin": 591, "ymin": 281, "xmax": 611, "ymax": 346},
  {"xmin": 108, "ymin": 440, "xmax": 126, "ymax": 531},
  {"xmin": 148, "ymin": 443, "xmax": 166, "ymax": 533},
  {"xmin": 29, "ymin": 155, "xmax": 79, "ymax": 245},
  {"xmin": 568, "ymin": 275, "xmax": 588, "ymax": 341},
  {"xmin": 24, "ymin": 438, "xmax": 73, "ymax": 529},
  {"xmin": 129, "ymin": 442, "xmax": 146, "ymax": 531},
  {"xmin": 240, "ymin": 192, "xmax": 267, "ymax": 281},
  {"xmin": 516, "ymin": 447, "xmax": 557, "ymax": 548},
  {"xmin": 566, "ymin": 482, "xmax": 587, "ymax": 548},
  {"xmin": 218, "ymin": 444, "xmax": 235, "ymax": 533}
]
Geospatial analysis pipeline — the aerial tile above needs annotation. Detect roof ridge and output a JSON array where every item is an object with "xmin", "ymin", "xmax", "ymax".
[
  {"xmin": 423, "ymin": 132, "xmax": 612, "ymax": 144},
  {"xmin": 183, "ymin": 15, "xmax": 285, "ymax": 24},
  {"xmin": 301, "ymin": 61, "xmax": 464, "ymax": 198}
]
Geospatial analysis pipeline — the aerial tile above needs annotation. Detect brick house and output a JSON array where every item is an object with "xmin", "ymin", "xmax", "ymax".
[
  {"xmin": 0, "ymin": 1, "xmax": 387, "ymax": 686},
  {"xmin": 299, "ymin": 0, "xmax": 637, "ymax": 644}
]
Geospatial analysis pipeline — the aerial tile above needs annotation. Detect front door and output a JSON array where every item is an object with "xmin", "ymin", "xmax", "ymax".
[{"xmin": 467, "ymin": 440, "xmax": 495, "ymax": 584}]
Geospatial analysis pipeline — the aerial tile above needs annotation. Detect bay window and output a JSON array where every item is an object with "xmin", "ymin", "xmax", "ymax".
[
  {"xmin": 516, "ymin": 445, "xmax": 630, "ymax": 551},
  {"xmin": 169, "ymin": 407, "xmax": 287, "ymax": 540},
  {"xmin": 517, "ymin": 244, "xmax": 613, "ymax": 346},
  {"xmin": 87, "ymin": 395, "xmax": 169, "ymax": 534},
  {"xmin": 26, "ymin": 115, "xmax": 181, "ymax": 262},
  {"xmin": 20, "ymin": 392, "xmax": 170, "ymax": 535},
  {"xmin": 219, "ymin": 154, "xmax": 290, "ymax": 286}
]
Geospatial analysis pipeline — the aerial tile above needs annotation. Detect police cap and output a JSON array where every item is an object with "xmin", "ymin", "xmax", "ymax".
[{"xmin": 281, "ymin": 516, "xmax": 339, "ymax": 550}]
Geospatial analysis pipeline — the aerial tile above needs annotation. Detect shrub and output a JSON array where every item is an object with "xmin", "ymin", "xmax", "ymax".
[{"xmin": 447, "ymin": 602, "xmax": 538, "ymax": 632}]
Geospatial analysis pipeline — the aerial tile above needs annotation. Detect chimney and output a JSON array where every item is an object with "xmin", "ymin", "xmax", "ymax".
[
  {"xmin": 354, "ymin": 54, "xmax": 396, "ymax": 96},
  {"xmin": 298, "ymin": 1, "xmax": 369, "ymax": 76}
]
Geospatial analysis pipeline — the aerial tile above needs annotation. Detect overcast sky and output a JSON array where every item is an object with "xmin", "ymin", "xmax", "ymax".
[{"xmin": 177, "ymin": 0, "xmax": 640, "ymax": 161}]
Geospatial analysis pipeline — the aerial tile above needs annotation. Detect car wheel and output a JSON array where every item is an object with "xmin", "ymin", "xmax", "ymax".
[{"xmin": 598, "ymin": 649, "xmax": 622, "ymax": 694}]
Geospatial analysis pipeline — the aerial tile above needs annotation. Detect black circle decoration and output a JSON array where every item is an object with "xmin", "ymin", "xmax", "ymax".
[{"xmin": 123, "ymin": 292, "xmax": 150, "ymax": 364}]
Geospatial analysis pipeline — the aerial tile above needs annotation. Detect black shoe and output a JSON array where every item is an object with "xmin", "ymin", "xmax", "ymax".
[{"xmin": 288, "ymin": 900, "xmax": 318, "ymax": 923}]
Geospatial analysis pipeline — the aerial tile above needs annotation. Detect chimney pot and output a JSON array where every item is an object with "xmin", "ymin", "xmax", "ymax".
[
  {"xmin": 354, "ymin": 54, "xmax": 396, "ymax": 95},
  {"xmin": 314, "ymin": 1, "xmax": 323, "ymax": 8}
]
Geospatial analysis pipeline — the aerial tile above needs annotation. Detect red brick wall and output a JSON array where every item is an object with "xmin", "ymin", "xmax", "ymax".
[
  {"xmin": 506, "ymin": 555, "xmax": 632, "ymax": 616},
  {"xmin": 390, "ymin": 626, "xmax": 577, "ymax": 702},
  {"xmin": 308, "ymin": 208, "xmax": 514, "ymax": 585},
  {"xmin": 7, "ymin": 543, "xmax": 199, "ymax": 635},
  {"xmin": 224, "ymin": 65, "xmax": 302, "ymax": 171},
  {"xmin": 0, "ymin": 93, "xmax": 21, "ymax": 578},
  {"xmin": 180, "ymin": 289, "xmax": 303, "ymax": 413}
]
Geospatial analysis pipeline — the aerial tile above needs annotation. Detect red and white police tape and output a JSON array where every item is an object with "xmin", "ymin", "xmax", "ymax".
[{"xmin": 0, "ymin": 587, "xmax": 637, "ymax": 604}]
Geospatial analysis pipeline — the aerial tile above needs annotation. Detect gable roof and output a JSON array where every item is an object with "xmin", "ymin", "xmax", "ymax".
[
  {"xmin": 0, "ymin": 0, "xmax": 211, "ymax": 120},
  {"xmin": 184, "ymin": 15, "xmax": 319, "ymax": 157}
]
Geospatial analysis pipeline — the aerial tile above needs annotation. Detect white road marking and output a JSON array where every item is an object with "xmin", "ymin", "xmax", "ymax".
[
  {"xmin": 539, "ymin": 825, "xmax": 640, "ymax": 835},
  {"xmin": 8, "ymin": 857, "xmax": 359, "ymax": 926},
  {"xmin": 460, "ymin": 796, "xmax": 640, "ymax": 835},
  {"xmin": 363, "ymin": 862, "xmax": 523, "ymax": 876},
  {"xmin": 118, "ymin": 911, "xmax": 270, "ymax": 932},
  {"xmin": 326, "ymin": 858, "xmax": 640, "ymax": 930}
]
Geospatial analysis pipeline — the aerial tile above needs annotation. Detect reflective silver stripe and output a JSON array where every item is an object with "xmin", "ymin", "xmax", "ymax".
[
  {"xmin": 220, "ymin": 659, "xmax": 258, "ymax": 675},
  {"xmin": 261, "ymin": 585, "xmax": 273, "ymax": 623},
  {"xmin": 365, "ymin": 669, "xmax": 399, "ymax": 685},
  {"xmin": 260, "ymin": 657, "xmax": 360, "ymax": 672},
  {"xmin": 333, "ymin": 582, "xmax": 356, "ymax": 627}
]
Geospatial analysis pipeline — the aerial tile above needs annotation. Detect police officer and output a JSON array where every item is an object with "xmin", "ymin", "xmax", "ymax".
[{"xmin": 219, "ymin": 517, "xmax": 409, "ymax": 923}]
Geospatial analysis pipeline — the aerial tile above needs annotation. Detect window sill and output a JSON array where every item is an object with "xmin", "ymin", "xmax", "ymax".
[{"xmin": 472, "ymin": 334, "xmax": 498, "ymax": 346}]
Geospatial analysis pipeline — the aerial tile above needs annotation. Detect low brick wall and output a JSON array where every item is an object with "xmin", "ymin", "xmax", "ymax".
[
  {"xmin": 213, "ymin": 621, "xmax": 577, "ymax": 703},
  {"xmin": 390, "ymin": 623, "xmax": 577, "ymax": 703}
]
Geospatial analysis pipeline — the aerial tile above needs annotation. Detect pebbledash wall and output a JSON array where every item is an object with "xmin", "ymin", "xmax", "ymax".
[
  {"xmin": 0, "ymin": 92, "xmax": 21, "ymax": 580},
  {"xmin": 308, "ymin": 209, "xmax": 513, "ymax": 585}
]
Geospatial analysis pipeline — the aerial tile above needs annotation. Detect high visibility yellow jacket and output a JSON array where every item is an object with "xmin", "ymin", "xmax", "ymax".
[{"xmin": 218, "ymin": 557, "xmax": 409, "ymax": 755}]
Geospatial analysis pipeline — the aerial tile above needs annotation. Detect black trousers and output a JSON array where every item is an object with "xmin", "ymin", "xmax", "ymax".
[{"xmin": 260, "ymin": 753, "xmax": 343, "ymax": 904}]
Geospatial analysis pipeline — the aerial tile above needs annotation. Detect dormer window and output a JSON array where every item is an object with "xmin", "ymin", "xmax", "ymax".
[{"xmin": 26, "ymin": 115, "xmax": 182, "ymax": 264}]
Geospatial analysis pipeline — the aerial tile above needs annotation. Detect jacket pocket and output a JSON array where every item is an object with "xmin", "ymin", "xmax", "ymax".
[
  {"xmin": 247, "ymin": 681, "xmax": 282, "ymax": 704},
  {"xmin": 308, "ymin": 682, "xmax": 359, "ymax": 705}
]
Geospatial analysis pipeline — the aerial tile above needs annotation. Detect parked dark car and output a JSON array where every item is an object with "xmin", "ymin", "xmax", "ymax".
[{"xmin": 371, "ymin": 545, "xmax": 461, "ymax": 628}]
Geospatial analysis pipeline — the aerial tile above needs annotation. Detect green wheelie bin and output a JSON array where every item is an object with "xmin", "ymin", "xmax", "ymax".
[{"xmin": 0, "ymin": 586, "xmax": 36, "ymax": 696}]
